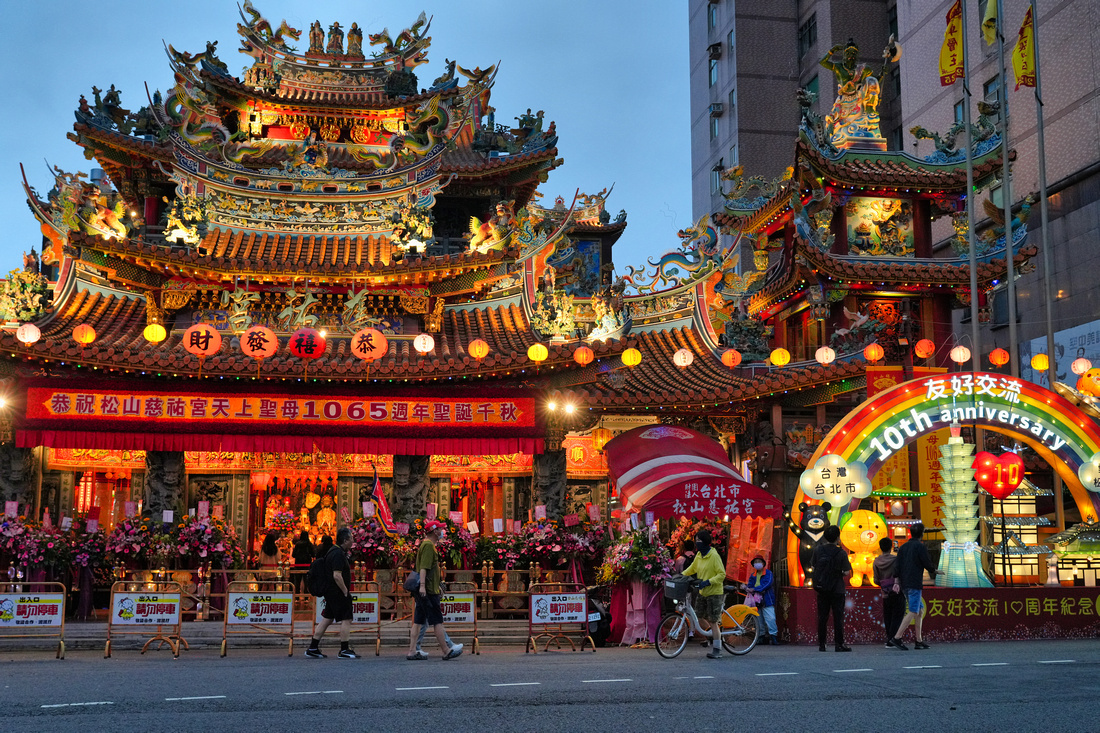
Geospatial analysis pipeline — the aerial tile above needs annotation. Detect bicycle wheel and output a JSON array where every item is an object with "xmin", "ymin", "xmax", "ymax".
[
  {"xmin": 655, "ymin": 613, "xmax": 690, "ymax": 659},
  {"xmin": 720, "ymin": 610, "xmax": 759, "ymax": 655}
]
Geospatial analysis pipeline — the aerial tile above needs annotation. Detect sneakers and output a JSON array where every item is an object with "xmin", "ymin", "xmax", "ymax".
[
  {"xmin": 914, "ymin": 641, "xmax": 931, "ymax": 650},
  {"xmin": 338, "ymin": 648, "xmax": 360, "ymax": 659},
  {"xmin": 304, "ymin": 647, "xmax": 326, "ymax": 658},
  {"xmin": 887, "ymin": 638, "xmax": 909, "ymax": 651},
  {"xmin": 835, "ymin": 645, "xmax": 852, "ymax": 652},
  {"xmin": 443, "ymin": 642, "xmax": 464, "ymax": 660},
  {"xmin": 706, "ymin": 650, "xmax": 722, "ymax": 659},
  {"xmin": 406, "ymin": 650, "xmax": 430, "ymax": 661}
]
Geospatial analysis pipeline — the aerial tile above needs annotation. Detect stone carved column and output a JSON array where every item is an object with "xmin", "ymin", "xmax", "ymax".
[
  {"xmin": 533, "ymin": 449, "xmax": 567, "ymax": 520},
  {"xmin": 391, "ymin": 455, "xmax": 430, "ymax": 522},
  {"xmin": 143, "ymin": 451, "xmax": 185, "ymax": 517},
  {"xmin": 0, "ymin": 443, "xmax": 35, "ymax": 508}
]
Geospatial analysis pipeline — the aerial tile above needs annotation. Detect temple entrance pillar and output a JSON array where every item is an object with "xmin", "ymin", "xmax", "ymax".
[
  {"xmin": 392, "ymin": 455, "xmax": 430, "ymax": 522},
  {"xmin": 0, "ymin": 443, "xmax": 35, "ymax": 509},
  {"xmin": 143, "ymin": 450, "xmax": 185, "ymax": 517},
  {"xmin": 533, "ymin": 449, "xmax": 567, "ymax": 520}
]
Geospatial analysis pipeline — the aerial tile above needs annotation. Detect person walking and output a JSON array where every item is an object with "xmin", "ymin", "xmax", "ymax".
[
  {"xmin": 872, "ymin": 537, "xmax": 904, "ymax": 647},
  {"xmin": 681, "ymin": 529, "xmax": 727, "ymax": 659},
  {"xmin": 305, "ymin": 527, "xmax": 358, "ymax": 659},
  {"xmin": 744, "ymin": 555, "xmax": 779, "ymax": 645},
  {"xmin": 888, "ymin": 522, "xmax": 937, "ymax": 650},
  {"xmin": 408, "ymin": 520, "xmax": 463, "ymax": 661},
  {"xmin": 810, "ymin": 524, "xmax": 852, "ymax": 652}
]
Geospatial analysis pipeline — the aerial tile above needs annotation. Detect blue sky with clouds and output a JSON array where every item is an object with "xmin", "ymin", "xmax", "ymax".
[{"xmin": 0, "ymin": 1, "xmax": 690, "ymax": 276}]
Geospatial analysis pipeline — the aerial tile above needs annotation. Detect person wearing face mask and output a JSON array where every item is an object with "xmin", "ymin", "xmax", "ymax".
[
  {"xmin": 681, "ymin": 529, "xmax": 728, "ymax": 659},
  {"xmin": 744, "ymin": 555, "xmax": 779, "ymax": 645}
]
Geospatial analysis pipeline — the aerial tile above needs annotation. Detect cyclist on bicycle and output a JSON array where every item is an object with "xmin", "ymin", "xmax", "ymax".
[{"xmin": 680, "ymin": 529, "xmax": 727, "ymax": 659}]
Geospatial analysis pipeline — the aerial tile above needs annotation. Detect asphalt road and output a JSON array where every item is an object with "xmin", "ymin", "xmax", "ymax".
[{"xmin": 1, "ymin": 639, "xmax": 1097, "ymax": 732}]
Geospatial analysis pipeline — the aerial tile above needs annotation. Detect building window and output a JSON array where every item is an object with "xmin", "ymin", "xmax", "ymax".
[
  {"xmin": 709, "ymin": 58, "xmax": 718, "ymax": 87},
  {"xmin": 797, "ymin": 14, "xmax": 817, "ymax": 59},
  {"xmin": 711, "ymin": 158, "xmax": 724, "ymax": 193},
  {"xmin": 708, "ymin": 4, "xmax": 718, "ymax": 30},
  {"xmin": 729, "ymin": 144, "xmax": 738, "ymax": 165},
  {"xmin": 890, "ymin": 67, "xmax": 901, "ymax": 97},
  {"xmin": 888, "ymin": 4, "xmax": 899, "ymax": 38},
  {"xmin": 710, "ymin": 115, "xmax": 719, "ymax": 140},
  {"xmin": 728, "ymin": 29, "xmax": 735, "ymax": 53},
  {"xmin": 954, "ymin": 100, "xmax": 965, "ymax": 123},
  {"xmin": 805, "ymin": 75, "xmax": 819, "ymax": 101},
  {"xmin": 890, "ymin": 126, "xmax": 903, "ymax": 151},
  {"xmin": 728, "ymin": 88, "xmax": 736, "ymax": 116},
  {"xmin": 983, "ymin": 75, "xmax": 1001, "ymax": 104}
]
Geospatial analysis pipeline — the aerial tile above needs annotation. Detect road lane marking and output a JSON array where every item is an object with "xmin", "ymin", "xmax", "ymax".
[
  {"xmin": 904, "ymin": 666, "xmax": 942, "ymax": 669},
  {"xmin": 489, "ymin": 682, "xmax": 541, "ymax": 687},
  {"xmin": 693, "ymin": 676, "xmax": 714, "ymax": 679},
  {"xmin": 41, "ymin": 702, "xmax": 114, "ymax": 708},
  {"xmin": 284, "ymin": 691, "xmax": 344, "ymax": 696},
  {"xmin": 972, "ymin": 663, "xmax": 1008, "ymax": 667},
  {"xmin": 834, "ymin": 669, "xmax": 873, "ymax": 673},
  {"xmin": 583, "ymin": 679, "xmax": 632, "ymax": 683},
  {"xmin": 1038, "ymin": 660, "xmax": 1075, "ymax": 664},
  {"xmin": 756, "ymin": 672, "xmax": 798, "ymax": 676},
  {"xmin": 165, "ymin": 696, "xmax": 226, "ymax": 701},
  {"xmin": 396, "ymin": 686, "xmax": 449, "ymax": 691}
]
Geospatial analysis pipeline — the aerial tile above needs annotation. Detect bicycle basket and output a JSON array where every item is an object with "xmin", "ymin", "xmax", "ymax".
[{"xmin": 664, "ymin": 577, "xmax": 692, "ymax": 601}]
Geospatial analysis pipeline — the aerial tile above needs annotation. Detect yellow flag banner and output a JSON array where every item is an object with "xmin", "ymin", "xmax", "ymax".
[
  {"xmin": 982, "ymin": 0, "xmax": 999, "ymax": 45},
  {"xmin": 1012, "ymin": 6, "xmax": 1036, "ymax": 89},
  {"xmin": 940, "ymin": 0, "xmax": 964, "ymax": 86}
]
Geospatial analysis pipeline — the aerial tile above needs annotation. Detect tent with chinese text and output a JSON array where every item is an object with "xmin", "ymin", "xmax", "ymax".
[{"xmin": 604, "ymin": 425, "xmax": 782, "ymax": 520}]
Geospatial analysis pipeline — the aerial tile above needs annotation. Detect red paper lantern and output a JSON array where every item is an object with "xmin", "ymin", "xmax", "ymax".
[
  {"xmin": 288, "ymin": 328, "xmax": 326, "ymax": 359},
  {"xmin": 241, "ymin": 325, "xmax": 278, "ymax": 360},
  {"xmin": 250, "ymin": 472, "xmax": 272, "ymax": 493},
  {"xmin": 914, "ymin": 339, "xmax": 935, "ymax": 359},
  {"xmin": 592, "ymin": 427, "xmax": 612, "ymax": 452},
  {"xmin": 721, "ymin": 349, "xmax": 742, "ymax": 368},
  {"xmin": 573, "ymin": 345, "xmax": 594, "ymax": 367},
  {"xmin": 351, "ymin": 328, "xmax": 388, "ymax": 362},
  {"xmin": 863, "ymin": 342, "xmax": 884, "ymax": 362},
  {"xmin": 73, "ymin": 323, "xmax": 96, "ymax": 345},
  {"xmin": 183, "ymin": 323, "xmax": 221, "ymax": 357},
  {"xmin": 988, "ymin": 348, "xmax": 1010, "ymax": 367},
  {"xmin": 468, "ymin": 338, "xmax": 489, "ymax": 361},
  {"xmin": 972, "ymin": 451, "xmax": 1025, "ymax": 500}
]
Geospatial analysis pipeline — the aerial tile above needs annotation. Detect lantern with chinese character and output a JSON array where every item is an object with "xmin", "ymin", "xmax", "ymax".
[
  {"xmin": 143, "ymin": 323, "xmax": 166, "ymax": 344},
  {"xmin": 241, "ymin": 325, "xmax": 278, "ymax": 377},
  {"xmin": 527, "ymin": 342, "xmax": 548, "ymax": 363},
  {"xmin": 73, "ymin": 323, "xmax": 96, "ymax": 346},
  {"xmin": 914, "ymin": 339, "xmax": 936, "ymax": 359},
  {"xmin": 1072, "ymin": 358, "xmax": 1093, "ymax": 376},
  {"xmin": 468, "ymin": 338, "xmax": 489, "ymax": 361},
  {"xmin": 1030, "ymin": 353, "xmax": 1049, "ymax": 372},
  {"xmin": 721, "ymin": 349, "xmax": 742, "ymax": 368},
  {"xmin": 352, "ymin": 328, "xmax": 388, "ymax": 362},
  {"xmin": 863, "ymin": 343, "xmax": 884, "ymax": 363},
  {"xmin": 770, "ymin": 347, "xmax": 790, "ymax": 367},
  {"xmin": 815, "ymin": 346, "xmax": 836, "ymax": 365},
  {"xmin": 288, "ymin": 328, "xmax": 326, "ymax": 360},
  {"xmin": 16, "ymin": 323, "xmax": 40, "ymax": 345},
  {"xmin": 673, "ymin": 348, "xmax": 694, "ymax": 368},
  {"xmin": 573, "ymin": 345, "xmax": 594, "ymax": 367},
  {"xmin": 621, "ymin": 347, "xmax": 641, "ymax": 367},
  {"xmin": 989, "ymin": 348, "xmax": 1010, "ymax": 367},
  {"xmin": 949, "ymin": 345, "xmax": 971, "ymax": 365},
  {"xmin": 413, "ymin": 333, "xmax": 435, "ymax": 355},
  {"xmin": 184, "ymin": 323, "xmax": 222, "ymax": 357}
]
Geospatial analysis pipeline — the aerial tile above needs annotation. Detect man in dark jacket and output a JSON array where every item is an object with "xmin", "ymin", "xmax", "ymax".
[
  {"xmin": 809, "ymin": 524, "xmax": 853, "ymax": 652},
  {"xmin": 888, "ymin": 522, "xmax": 938, "ymax": 650}
]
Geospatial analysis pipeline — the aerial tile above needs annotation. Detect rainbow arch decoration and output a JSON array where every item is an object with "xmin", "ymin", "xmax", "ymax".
[{"xmin": 787, "ymin": 371, "xmax": 1100, "ymax": 586}]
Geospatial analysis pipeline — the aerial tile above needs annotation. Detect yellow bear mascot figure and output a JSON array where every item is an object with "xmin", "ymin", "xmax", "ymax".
[{"xmin": 838, "ymin": 510, "xmax": 888, "ymax": 587}]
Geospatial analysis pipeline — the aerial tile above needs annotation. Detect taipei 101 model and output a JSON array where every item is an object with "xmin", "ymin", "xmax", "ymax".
[{"xmin": 935, "ymin": 424, "xmax": 993, "ymax": 587}]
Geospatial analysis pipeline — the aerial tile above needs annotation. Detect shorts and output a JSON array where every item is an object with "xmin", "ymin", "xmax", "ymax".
[
  {"xmin": 905, "ymin": 589, "xmax": 924, "ymax": 614},
  {"xmin": 693, "ymin": 593, "xmax": 725, "ymax": 624},
  {"xmin": 414, "ymin": 593, "xmax": 445, "ymax": 627},
  {"xmin": 321, "ymin": 592, "xmax": 353, "ymax": 622}
]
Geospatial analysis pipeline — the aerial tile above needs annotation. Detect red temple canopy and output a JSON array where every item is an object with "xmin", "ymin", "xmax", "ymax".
[{"xmin": 604, "ymin": 425, "xmax": 782, "ymax": 520}]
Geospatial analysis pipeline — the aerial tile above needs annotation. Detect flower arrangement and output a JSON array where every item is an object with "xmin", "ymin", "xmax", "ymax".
[
  {"xmin": 267, "ymin": 510, "xmax": 296, "ymax": 532},
  {"xmin": 70, "ymin": 528, "xmax": 106, "ymax": 568},
  {"xmin": 350, "ymin": 518, "xmax": 407, "ymax": 568},
  {"xmin": 516, "ymin": 521, "xmax": 569, "ymax": 568},
  {"xmin": 667, "ymin": 517, "xmax": 727, "ymax": 555},
  {"xmin": 105, "ymin": 517, "xmax": 178, "ymax": 566},
  {"xmin": 476, "ymin": 533, "xmax": 523, "ymax": 570},
  {"xmin": 407, "ymin": 517, "xmax": 476, "ymax": 569},
  {"xmin": 597, "ymin": 529, "xmax": 674, "ymax": 586},
  {"xmin": 174, "ymin": 516, "xmax": 244, "ymax": 568},
  {"xmin": 0, "ymin": 518, "xmax": 69, "ymax": 567}
]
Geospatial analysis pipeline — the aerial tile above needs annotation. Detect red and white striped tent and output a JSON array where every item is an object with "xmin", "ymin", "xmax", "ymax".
[{"xmin": 604, "ymin": 425, "xmax": 783, "ymax": 520}]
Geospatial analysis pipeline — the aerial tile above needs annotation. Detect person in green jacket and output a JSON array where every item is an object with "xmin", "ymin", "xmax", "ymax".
[{"xmin": 681, "ymin": 529, "xmax": 727, "ymax": 659}]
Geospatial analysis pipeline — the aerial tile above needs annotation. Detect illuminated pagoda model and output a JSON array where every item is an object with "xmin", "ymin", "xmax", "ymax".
[
  {"xmin": 980, "ymin": 478, "xmax": 1052, "ymax": 584},
  {"xmin": 935, "ymin": 431, "xmax": 991, "ymax": 588}
]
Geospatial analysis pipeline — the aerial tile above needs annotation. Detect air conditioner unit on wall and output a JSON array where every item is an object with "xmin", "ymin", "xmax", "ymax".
[
  {"xmin": 708, "ymin": 43, "xmax": 722, "ymax": 60},
  {"xmin": 709, "ymin": 103, "xmax": 724, "ymax": 117}
]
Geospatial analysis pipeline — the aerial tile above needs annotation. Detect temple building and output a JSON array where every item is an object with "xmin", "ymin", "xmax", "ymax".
[{"xmin": 1, "ymin": 4, "xmax": 1091, "ymax": 588}]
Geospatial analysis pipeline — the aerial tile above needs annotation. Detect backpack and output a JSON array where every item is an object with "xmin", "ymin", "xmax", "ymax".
[
  {"xmin": 812, "ymin": 545, "xmax": 841, "ymax": 591},
  {"xmin": 306, "ymin": 548, "xmax": 335, "ymax": 597}
]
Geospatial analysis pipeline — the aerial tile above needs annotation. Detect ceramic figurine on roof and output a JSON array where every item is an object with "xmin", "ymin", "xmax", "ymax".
[{"xmin": 819, "ymin": 36, "xmax": 900, "ymax": 151}]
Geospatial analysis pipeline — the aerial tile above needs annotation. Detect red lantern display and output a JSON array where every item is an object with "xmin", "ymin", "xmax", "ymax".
[
  {"xmin": 351, "ymin": 328, "xmax": 388, "ymax": 362},
  {"xmin": 250, "ymin": 472, "xmax": 272, "ymax": 493},
  {"xmin": 573, "ymin": 345, "xmax": 594, "ymax": 367},
  {"xmin": 73, "ymin": 323, "xmax": 96, "ymax": 346},
  {"xmin": 988, "ymin": 348, "xmax": 1010, "ymax": 367},
  {"xmin": 468, "ymin": 338, "xmax": 489, "ymax": 361},
  {"xmin": 972, "ymin": 451, "xmax": 1025, "ymax": 500},
  {"xmin": 288, "ymin": 328, "xmax": 326, "ymax": 359},
  {"xmin": 183, "ymin": 323, "xmax": 222, "ymax": 357},
  {"xmin": 914, "ymin": 339, "xmax": 935, "ymax": 359},
  {"xmin": 241, "ymin": 326, "xmax": 278, "ymax": 360},
  {"xmin": 863, "ymin": 342, "xmax": 884, "ymax": 362},
  {"xmin": 721, "ymin": 349, "xmax": 742, "ymax": 368}
]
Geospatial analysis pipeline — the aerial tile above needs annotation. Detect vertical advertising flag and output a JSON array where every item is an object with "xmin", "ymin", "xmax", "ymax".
[
  {"xmin": 940, "ymin": 0, "xmax": 965, "ymax": 86},
  {"xmin": 1012, "ymin": 6, "xmax": 1036, "ymax": 89},
  {"xmin": 982, "ymin": 0, "xmax": 999, "ymax": 45}
]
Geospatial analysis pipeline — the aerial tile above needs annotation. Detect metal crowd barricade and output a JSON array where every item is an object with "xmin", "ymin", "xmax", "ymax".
[
  {"xmin": 0, "ymin": 581, "xmax": 66, "ymax": 659},
  {"xmin": 440, "ymin": 581, "xmax": 480, "ymax": 655},
  {"xmin": 480, "ymin": 563, "xmax": 540, "ymax": 619},
  {"xmin": 105, "ymin": 580, "xmax": 186, "ymax": 658},
  {"xmin": 526, "ymin": 582, "xmax": 595, "ymax": 654},
  {"xmin": 221, "ymin": 580, "xmax": 296, "ymax": 657},
  {"xmin": 311, "ymin": 581, "xmax": 383, "ymax": 656}
]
